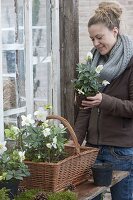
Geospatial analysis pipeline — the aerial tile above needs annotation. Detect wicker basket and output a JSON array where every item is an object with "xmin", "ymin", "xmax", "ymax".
[{"xmin": 21, "ymin": 115, "xmax": 99, "ymax": 192}]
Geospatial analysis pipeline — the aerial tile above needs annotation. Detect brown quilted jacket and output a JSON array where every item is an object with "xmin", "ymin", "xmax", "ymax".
[{"xmin": 74, "ymin": 56, "xmax": 133, "ymax": 147}]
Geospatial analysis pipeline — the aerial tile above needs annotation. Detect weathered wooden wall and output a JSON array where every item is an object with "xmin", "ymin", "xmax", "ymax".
[{"xmin": 59, "ymin": 0, "xmax": 79, "ymax": 126}]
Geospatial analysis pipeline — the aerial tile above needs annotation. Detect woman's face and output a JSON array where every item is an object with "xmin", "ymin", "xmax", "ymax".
[{"xmin": 88, "ymin": 23, "xmax": 118, "ymax": 55}]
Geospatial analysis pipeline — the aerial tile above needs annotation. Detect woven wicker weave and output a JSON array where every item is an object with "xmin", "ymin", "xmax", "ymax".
[{"xmin": 21, "ymin": 115, "xmax": 99, "ymax": 192}]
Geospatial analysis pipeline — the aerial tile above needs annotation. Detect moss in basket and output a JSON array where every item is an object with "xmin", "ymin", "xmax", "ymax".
[
  {"xmin": 48, "ymin": 191, "xmax": 78, "ymax": 200},
  {"xmin": 15, "ymin": 190, "xmax": 77, "ymax": 200},
  {"xmin": 15, "ymin": 189, "xmax": 40, "ymax": 200}
]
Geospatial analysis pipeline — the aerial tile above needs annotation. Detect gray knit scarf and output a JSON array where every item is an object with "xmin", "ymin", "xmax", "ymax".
[{"xmin": 91, "ymin": 35, "xmax": 133, "ymax": 82}]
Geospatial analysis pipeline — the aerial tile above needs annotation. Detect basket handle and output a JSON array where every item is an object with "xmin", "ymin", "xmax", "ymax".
[{"xmin": 46, "ymin": 115, "xmax": 80, "ymax": 154}]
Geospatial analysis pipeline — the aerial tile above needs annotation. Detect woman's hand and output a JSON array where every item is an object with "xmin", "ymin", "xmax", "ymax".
[{"xmin": 81, "ymin": 93, "xmax": 102, "ymax": 109}]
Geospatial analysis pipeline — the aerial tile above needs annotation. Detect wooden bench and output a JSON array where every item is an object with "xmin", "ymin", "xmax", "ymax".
[{"xmin": 74, "ymin": 171, "xmax": 129, "ymax": 200}]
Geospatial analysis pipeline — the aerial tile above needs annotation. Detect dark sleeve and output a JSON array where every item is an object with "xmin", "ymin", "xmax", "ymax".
[{"xmin": 74, "ymin": 108, "xmax": 91, "ymax": 145}]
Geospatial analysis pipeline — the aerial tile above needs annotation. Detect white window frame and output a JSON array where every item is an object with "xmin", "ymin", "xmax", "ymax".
[
  {"xmin": 0, "ymin": 0, "xmax": 60, "ymax": 141},
  {"xmin": 24, "ymin": 0, "xmax": 34, "ymax": 115},
  {"xmin": 51, "ymin": 0, "xmax": 61, "ymax": 115},
  {"xmin": 0, "ymin": 0, "xmax": 4, "ymax": 141}
]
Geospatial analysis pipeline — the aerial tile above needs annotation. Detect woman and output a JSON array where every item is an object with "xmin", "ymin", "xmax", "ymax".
[{"xmin": 74, "ymin": 1, "xmax": 133, "ymax": 200}]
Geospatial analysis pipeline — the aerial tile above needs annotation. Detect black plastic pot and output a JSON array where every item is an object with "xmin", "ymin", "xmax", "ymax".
[
  {"xmin": 0, "ymin": 179, "xmax": 20, "ymax": 200},
  {"xmin": 75, "ymin": 93, "xmax": 86, "ymax": 108},
  {"xmin": 91, "ymin": 163, "xmax": 113, "ymax": 186}
]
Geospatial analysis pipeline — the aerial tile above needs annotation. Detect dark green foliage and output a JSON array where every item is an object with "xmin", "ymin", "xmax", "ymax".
[
  {"xmin": 21, "ymin": 121, "xmax": 68, "ymax": 163},
  {"xmin": 0, "ymin": 188, "xmax": 10, "ymax": 200},
  {"xmin": 73, "ymin": 62, "xmax": 103, "ymax": 97},
  {"xmin": 0, "ymin": 150, "xmax": 30, "ymax": 181},
  {"xmin": 15, "ymin": 189, "xmax": 40, "ymax": 200}
]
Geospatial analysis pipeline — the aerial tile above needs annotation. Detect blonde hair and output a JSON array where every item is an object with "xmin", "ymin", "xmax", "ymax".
[{"xmin": 88, "ymin": 1, "xmax": 123, "ymax": 30}]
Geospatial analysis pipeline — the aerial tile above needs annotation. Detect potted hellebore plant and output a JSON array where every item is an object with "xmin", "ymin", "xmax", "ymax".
[
  {"xmin": 72, "ymin": 52, "xmax": 110, "ymax": 107},
  {"xmin": 0, "ymin": 141, "xmax": 30, "ymax": 199}
]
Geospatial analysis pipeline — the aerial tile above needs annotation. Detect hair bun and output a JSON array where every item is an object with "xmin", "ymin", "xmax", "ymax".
[
  {"xmin": 98, "ymin": 1, "xmax": 122, "ymax": 19},
  {"xmin": 88, "ymin": 1, "xmax": 122, "ymax": 29}
]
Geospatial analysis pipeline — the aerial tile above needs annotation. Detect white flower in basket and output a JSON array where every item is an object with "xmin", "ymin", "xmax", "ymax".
[{"xmin": 19, "ymin": 107, "xmax": 68, "ymax": 163}]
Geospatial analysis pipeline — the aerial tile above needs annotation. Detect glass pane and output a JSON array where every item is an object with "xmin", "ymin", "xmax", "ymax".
[
  {"xmin": 2, "ymin": 0, "xmax": 24, "ymax": 44},
  {"xmin": 4, "ymin": 112, "xmax": 26, "ymax": 129},
  {"xmin": 2, "ymin": 0, "xmax": 52, "ymax": 125},
  {"xmin": 3, "ymin": 50, "xmax": 25, "ymax": 111},
  {"xmin": 2, "ymin": 0, "xmax": 25, "ymax": 128},
  {"xmin": 3, "ymin": 77, "xmax": 16, "ymax": 111},
  {"xmin": 32, "ymin": 0, "xmax": 51, "ymax": 110}
]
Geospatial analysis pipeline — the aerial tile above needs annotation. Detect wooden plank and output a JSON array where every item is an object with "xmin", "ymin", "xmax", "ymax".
[
  {"xmin": 75, "ymin": 171, "xmax": 129, "ymax": 200},
  {"xmin": 59, "ymin": 0, "xmax": 79, "ymax": 126}
]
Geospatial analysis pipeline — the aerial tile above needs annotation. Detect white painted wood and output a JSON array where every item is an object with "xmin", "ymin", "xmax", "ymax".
[
  {"xmin": 32, "ymin": 26, "xmax": 46, "ymax": 30},
  {"xmin": 33, "ymin": 56, "xmax": 51, "ymax": 65},
  {"xmin": 2, "ymin": 26, "xmax": 46, "ymax": 31},
  {"xmin": 4, "ymin": 106, "xmax": 26, "ymax": 117},
  {"xmin": 24, "ymin": 0, "xmax": 33, "ymax": 115},
  {"xmin": 3, "ymin": 73, "xmax": 16, "ymax": 78},
  {"xmin": 0, "ymin": 0, "xmax": 4, "ymax": 141},
  {"xmin": 33, "ymin": 98, "xmax": 47, "ymax": 102},
  {"xmin": 2, "ymin": 44, "xmax": 24, "ymax": 50},
  {"xmin": 51, "ymin": 0, "xmax": 61, "ymax": 115},
  {"xmin": 40, "ymin": 56, "xmax": 52, "ymax": 63}
]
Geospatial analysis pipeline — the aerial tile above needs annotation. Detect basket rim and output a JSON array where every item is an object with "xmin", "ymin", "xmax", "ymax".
[{"xmin": 24, "ymin": 147, "xmax": 99, "ymax": 166}]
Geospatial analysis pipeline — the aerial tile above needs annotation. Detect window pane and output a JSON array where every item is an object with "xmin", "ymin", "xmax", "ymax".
[
  {"xmin": 1, "ymin": 0, "xmax": 52, "ymax": 128},
  {"xmin": 2, "ymin": 0, "xmax": 25, "ymax": 128},
  {"xmin": 32, "ymin": 0, "xmax": 51, "ymax": 110}
]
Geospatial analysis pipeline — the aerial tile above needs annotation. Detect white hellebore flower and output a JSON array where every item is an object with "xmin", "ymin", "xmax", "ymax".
[
  {"xmin": 46, "ymin": 143, "xmax": 52, "ymax": 149},
  {"xmin": 59, "ymin": 124, "xmax": 64, "ymax": 129},
  {"xmin": 18, "ymin": 151, "xmax": 25, "ymax": 162},
  {"xmin": 95, "ymin": 65, "xmax": 103, "ymax": 74},
  {"xmin": 21, "ymin": 114, "xmax": 35, "ymax": 126},
  {"xmin": 86, "ymin": 51, "xmax": 93, "ymax": 61},
  {"xmin": 77, "ymin": 89, "xmax": 85, "ymax": 95},
  {"xmin": 102, "ymin": 80, "xmax": 110, "ymax": 86},
  {"xmin": 34, "ymin": 107, "xmax": 47, "ymax": 122},
  {"xmin": 43, "ymin": 128, "xmax": 51, "ymax": 137},
  {"xmin": 43, "ymin": 120, "xmax": 49, "ymax": 128},
  {"xmin": 0, "ymin": 141, "xmax": 7, "ymax": 155},
  {"xmin": 52, "ymin": 136, "xmax": 57, "ymax": 149}
]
